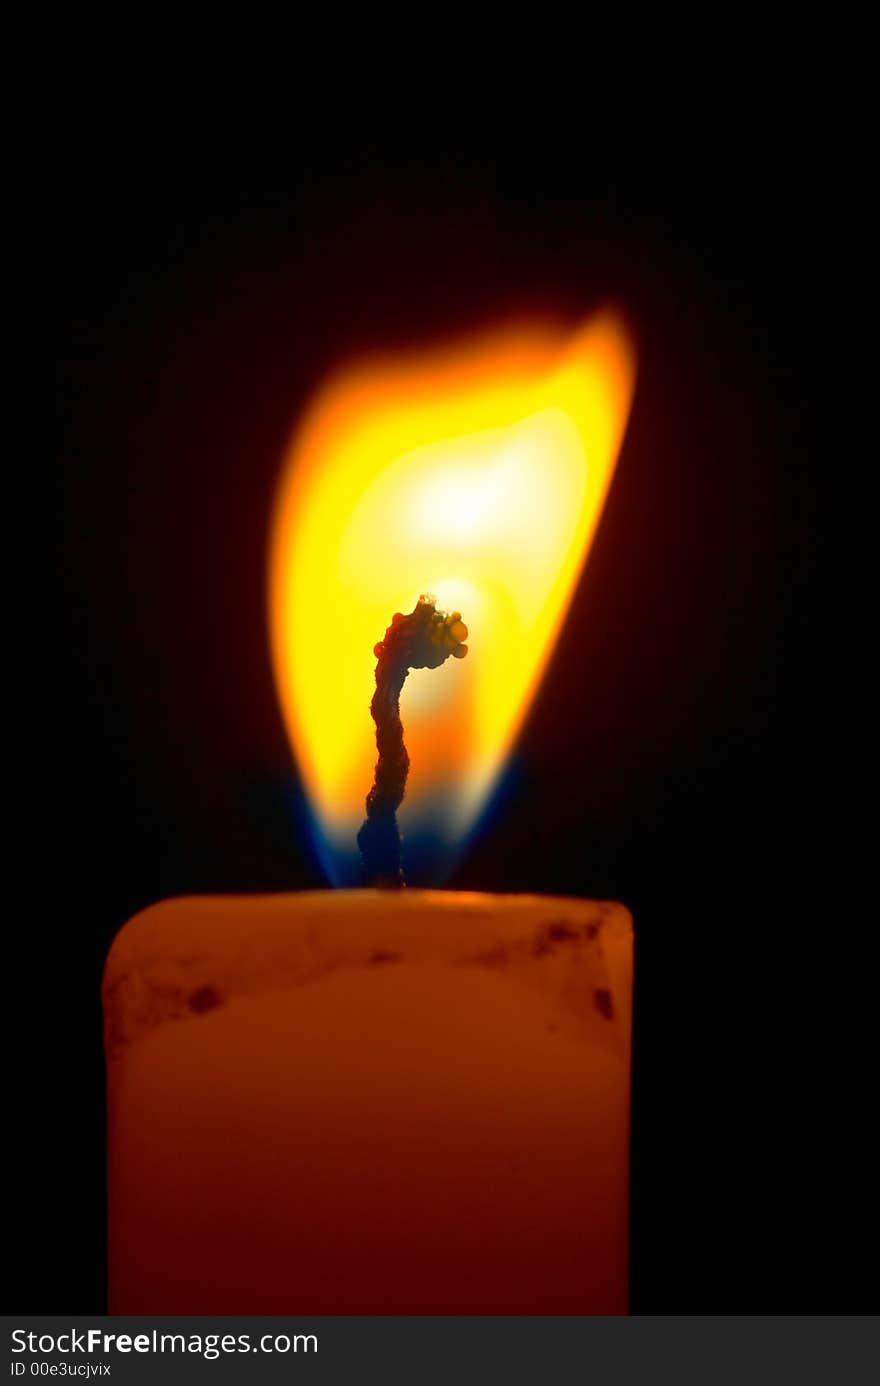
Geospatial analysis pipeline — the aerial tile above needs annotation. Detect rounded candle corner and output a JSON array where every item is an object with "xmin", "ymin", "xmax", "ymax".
[
  {"xmin": 102, "ymin": 896, "xmax": 197, "ymax": 992},
  {"xmin": 604, "ymin": 900, "xmax": 634, "ymax": 939}
]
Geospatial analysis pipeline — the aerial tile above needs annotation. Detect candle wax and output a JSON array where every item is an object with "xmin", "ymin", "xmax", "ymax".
[{"xmin": 103, "ymin": 890, "xmax": 632, "ymax": 1314}]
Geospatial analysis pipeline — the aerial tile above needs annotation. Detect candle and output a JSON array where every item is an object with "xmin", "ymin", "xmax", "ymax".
[
  {"xmin": 103, "ymin": 309, "xmax": 638, "ymax": 1313},
  {"xmin": 104, "ymin": 889, "xmax": 632, "ymax": 1313}
]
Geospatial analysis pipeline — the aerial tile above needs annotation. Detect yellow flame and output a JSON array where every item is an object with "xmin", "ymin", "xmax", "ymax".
[{"xmin": 269, "ymin": 311, "xmax": 636, "ymax": 877}]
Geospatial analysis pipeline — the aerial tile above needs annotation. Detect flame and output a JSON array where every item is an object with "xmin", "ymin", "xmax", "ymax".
[{"xmin": 269, "ymin": 311, "xmax": 636, "ymax": 882}]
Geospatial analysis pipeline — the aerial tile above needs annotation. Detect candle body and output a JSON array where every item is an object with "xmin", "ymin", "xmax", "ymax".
[{"xmin": 103, "ymin": 891, "xmax": 632, "ymax": 1314}]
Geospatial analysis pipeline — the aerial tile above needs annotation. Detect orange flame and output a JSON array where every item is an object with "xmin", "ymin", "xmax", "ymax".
[{"xmin": 269, "ymin": 311, "xmax": 636, "ymax": 880}]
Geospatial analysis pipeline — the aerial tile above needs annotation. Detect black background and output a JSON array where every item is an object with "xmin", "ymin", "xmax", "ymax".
[{"xmin": 6, "ymin": 4, "xmax": 875, "ymax": 1311}]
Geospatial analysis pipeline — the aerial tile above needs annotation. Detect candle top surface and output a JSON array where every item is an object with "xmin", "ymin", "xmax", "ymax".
[{"xmin": 103, "ymin": 891, "xmax": 631, "ymax": 1062}]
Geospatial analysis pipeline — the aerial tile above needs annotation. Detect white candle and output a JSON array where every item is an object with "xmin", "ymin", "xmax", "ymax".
[{"xmin": 104, "ymin": 889, "xmax": 632, "ymax": 1313}]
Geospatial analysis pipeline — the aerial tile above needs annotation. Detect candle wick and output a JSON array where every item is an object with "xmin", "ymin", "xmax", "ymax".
[{"xmin": 358, "ymin": 594, "xmax": 468, "ymax": 888}]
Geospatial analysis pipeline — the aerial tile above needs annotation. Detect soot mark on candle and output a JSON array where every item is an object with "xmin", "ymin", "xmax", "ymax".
[
  {"xmin": 367, "ymin": 950, "xmax": 401, "ymax": 966},
  {"xmin": 189, "ymin": 986, "xmax": 223, "ymax": 1014},
  {"xmin": 548, "ymin": 922, "xmax": 579, "ymax": 942},
  {"xmin": 593, "ymin": 988, "xmax": 614, "ymax": 1020},
  {"xmin": 532, "ymin": 920, "xmax": 580, "ymax": 956}
]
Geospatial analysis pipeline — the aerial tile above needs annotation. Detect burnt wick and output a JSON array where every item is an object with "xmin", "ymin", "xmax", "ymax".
[{"xmin": 357, "ymin": 594, "xmax": 468, "ymax": 888}]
